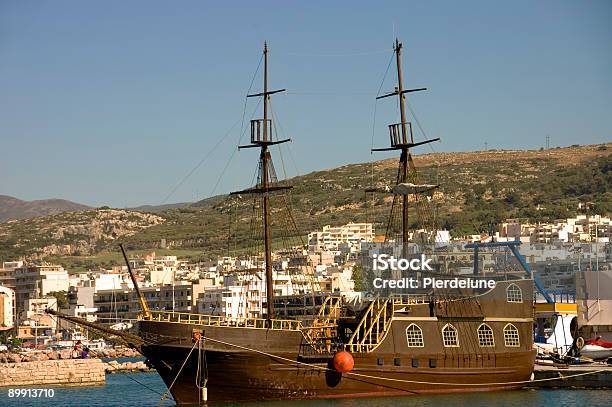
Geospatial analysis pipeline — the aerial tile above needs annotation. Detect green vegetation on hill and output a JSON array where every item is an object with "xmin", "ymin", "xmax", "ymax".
[{"xmin": 0, "ymin": 144, "xmax": 610, "ymax": 267}]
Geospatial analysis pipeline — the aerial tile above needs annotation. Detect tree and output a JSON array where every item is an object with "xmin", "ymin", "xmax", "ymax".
[
  {"xmin": 504, "ymin": 191, "xmax": 521, "ymax": 206},
  {"xmin": 352, "ymin": 264, "xmax": 364, "ymax": 291},
  {"xmin": 48, "ymin": 291, "xmax": 69, "ymax": 310}
]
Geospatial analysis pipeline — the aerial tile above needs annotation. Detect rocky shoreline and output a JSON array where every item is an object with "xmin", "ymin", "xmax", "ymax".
[
  {"xmin": 0, "ymin": 348, "xmax": 153, "ymax": 372},
  {"xmin": 104, "ymin": 360, "xmax": 153, "ymax": 373},
  {"xmin": 0, "ymin": 347, "xmax": 142, "ymax": 363}
]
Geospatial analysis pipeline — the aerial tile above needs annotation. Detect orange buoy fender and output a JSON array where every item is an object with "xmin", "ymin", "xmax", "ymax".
[{"xmin": 333, "ymin": 351, "xmax": 354, "ymax": 373}]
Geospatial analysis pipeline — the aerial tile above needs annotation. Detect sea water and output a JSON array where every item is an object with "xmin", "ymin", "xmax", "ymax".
[{"xmin": 1, "ymin": 372, "xmax": 609, "ymax": 407}]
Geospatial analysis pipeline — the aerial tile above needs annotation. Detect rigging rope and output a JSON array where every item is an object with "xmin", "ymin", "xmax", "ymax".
[
  {"xmin": 160, "ymin": 51, "xmax": 263, "ymax": 205},
  {"xmin": 157, "ymin": 339, "xmax": 199, "ymax": 406},
  {"xmin": 281, "ymin": 50, "xmax": 390, "ymax": 57},
  {"xmin": 89, "ymin": 350, "xmax": 165, "ymax": 397},
  {"xmin": 239, "ymin": 53, "xmax": 264, "ymax": 144},
  {"xmin": 369, "ymin": 49, "xmax": 397, "ymax": 238}
]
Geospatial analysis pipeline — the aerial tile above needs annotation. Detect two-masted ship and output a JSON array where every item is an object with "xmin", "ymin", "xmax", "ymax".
[{"xmin": 52, "ymin": 40, "xmax": 536, "ymax": 405}]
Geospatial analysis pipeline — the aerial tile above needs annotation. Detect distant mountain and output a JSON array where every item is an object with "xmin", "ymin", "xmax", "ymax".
[
  {"xmin": 0, "ymin": 195, "xmax": 90, "ymax": 222},
  {"xmin": 130, "ymin": 195, "xmax": 225, "ymax": 213}
]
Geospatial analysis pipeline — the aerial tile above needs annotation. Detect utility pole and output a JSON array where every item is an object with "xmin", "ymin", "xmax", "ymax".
[{"xmin": 546, "ymin": 135, "xmax": 550, "ymax": 150}]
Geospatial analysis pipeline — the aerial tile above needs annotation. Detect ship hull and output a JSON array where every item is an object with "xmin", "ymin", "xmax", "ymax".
[
  {"xmin": 142, "ymin": 342, "xmax": 535, "ymax": 404},
  {"xmin": 139, "ymin": 280, "xmax": 536, "ymax": 404},
  {"xmin": 139, "ymin": 319, "xmax": 535, "ymax": 405}
]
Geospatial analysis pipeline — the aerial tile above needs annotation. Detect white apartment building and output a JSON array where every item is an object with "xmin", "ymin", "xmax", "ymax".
[
  {"xmin": 223, "ymin": 271, "xmax": 296, "ymax": 319},
  {"xmin": 92, "ymin": 271, "xmax": 134, "ymax": 291},
  {"xmin": 0, "ymin": 285, "xmax": 15, "ymax": 330},
  {"xmin": 150, "ymin": 267, "xmax": 175, "ymax": 285},
  {"xmin": 308, "ymin": 222, "xmax": 374, "ymax": 252},
  {"xmin": 196, "ymin": 287, "xmax": 225, "ymax": 315},
  {"xmin": 2, "ymin": 261, "xmax": 24, "ymax": 271},
  {"xmin": 500, "ymin": 215, "xmax": 611, "ymax": 244},
  {"xmin": 17, "ymin": 297, "xmax": 58, "ymax": 344},
  {"xmin": 12, "ymin": 264, "xmax": 69, "ymax": 312}
]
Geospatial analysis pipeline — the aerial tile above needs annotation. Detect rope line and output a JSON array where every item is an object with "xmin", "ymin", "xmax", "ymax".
[
  {"xmin": 91, "ymin": 351, "xmax": 164, "ymax": 397},
  {"xmin": 159, "ymin": 118, "xmax": 241, "ymax": 205},
  {"xmin": 281, "ymin": 50, "xmax": 390, "ymax": 57},
  {"xmin": 201, "ymin": 335, "xmax": 607, "ymax": 387},
  {"xmin": 157, "ymin": 340, "xmax": 199, "ymax": 406}
]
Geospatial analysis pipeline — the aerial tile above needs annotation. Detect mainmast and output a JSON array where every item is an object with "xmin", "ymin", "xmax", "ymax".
[
  {"xmin": 371, "ymin": 39, "xmax": 439, "ymax": 246},
  {"xmin": 231, "ymin": 42, "xmax": 291, "ymax": 324}
]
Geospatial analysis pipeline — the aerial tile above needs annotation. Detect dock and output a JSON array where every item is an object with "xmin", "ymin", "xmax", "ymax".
[{"xmin": 530, "ymin": 364, "xmax": 612, "ymax": 389}]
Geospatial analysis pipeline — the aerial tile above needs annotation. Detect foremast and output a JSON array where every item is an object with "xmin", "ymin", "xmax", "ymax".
[{"xmin": 231, "ymin": 42, "xmax": 291, "ymax": 325}]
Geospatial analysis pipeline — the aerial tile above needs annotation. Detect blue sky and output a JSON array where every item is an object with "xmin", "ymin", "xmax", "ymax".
[{"xmin": 1, "ymin": 1, "xmax": 610, "ymax": 207}]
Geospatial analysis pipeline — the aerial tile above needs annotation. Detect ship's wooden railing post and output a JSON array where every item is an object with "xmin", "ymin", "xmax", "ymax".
[{"xmin": 148, "ymin": 311, "xmax": 301, "ymax": 331}]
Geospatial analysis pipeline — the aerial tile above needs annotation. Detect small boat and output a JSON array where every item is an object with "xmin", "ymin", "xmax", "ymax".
[
  {"xmin": 54, "ymin": 328, "xmax": 107, "ymax": 350},
  {"xmin": 110, "ymin": 321, "xmax": 134, "ymax": 331},
  {"xmin": 579, "ymin": 337, "xmax": 612, "ymax": 360}
]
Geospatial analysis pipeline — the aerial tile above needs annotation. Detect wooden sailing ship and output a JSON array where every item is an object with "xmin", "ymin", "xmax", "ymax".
[{"xmin": 52, "ymin": 40, "xmax": 536, "ymax": 405}]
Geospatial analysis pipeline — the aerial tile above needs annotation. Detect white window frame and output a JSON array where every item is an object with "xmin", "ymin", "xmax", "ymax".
[
  {"xmin": 503, "ymin": 323, "xmax": 521, "ymax": 347},
  {"xmin": 442, "ymin": 323, "xmax": 459, "ymax": 347},
  {"xmin": 477, "ymin": 323, "xmax": 495, "ymax": 347},
  {"xmin": 405, "ymin": 323, "xmax": 424, "ymax": 347},
  {"xmin": 506, "ymin": 283, "xmax": 523, "ymax": 303}
]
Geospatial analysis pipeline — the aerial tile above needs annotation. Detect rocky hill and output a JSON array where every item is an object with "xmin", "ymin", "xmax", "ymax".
[
  {"xmin": 0, "ymin": 209, "xmax": 164, "ymax": 259},
  {"xmin": 0, "ymin": 143, "xmax": 609, "ymax": 263},
  {"xmin": 0, "ymin": 195, "xmax": 90, "ymax": 222}
]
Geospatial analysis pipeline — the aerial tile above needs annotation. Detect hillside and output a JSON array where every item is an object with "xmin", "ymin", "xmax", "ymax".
[
  {"xmin": 0, "ymin": 143, "xmax": 610, "ymax": 264},
  {"xmin": 0, "ymin": 209, "xmax": 164, "ymax": 260},
  {"xmin": 0, "ymin": 195, "xmax": 90, "ymax": 222}
]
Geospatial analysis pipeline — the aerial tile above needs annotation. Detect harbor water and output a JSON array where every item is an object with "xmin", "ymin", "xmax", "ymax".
[{"xmin": 1, "ymin": 372, "xmax": 610, "ymax": 407}]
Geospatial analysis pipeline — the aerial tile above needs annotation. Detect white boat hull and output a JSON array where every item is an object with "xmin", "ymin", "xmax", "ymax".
[{"xmin": 580, "ymin": 344, "xmax": 612, "ymax": 360}]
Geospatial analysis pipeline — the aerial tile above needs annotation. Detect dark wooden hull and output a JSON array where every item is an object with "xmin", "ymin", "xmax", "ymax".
[
  {"xmin": 141, "ymin": 338, "xmax": 535, "ymax": 404},
  {"xmin": 138, "ymin": 280, "xmax": 536, "ymax": 405}
]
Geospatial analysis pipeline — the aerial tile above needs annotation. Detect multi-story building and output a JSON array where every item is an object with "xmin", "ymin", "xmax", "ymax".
[
  {"xmin": 12, "ymin": 264, "xmax": 69, "ymax": 312},
  {"xmin": 0, "ymin": 285, "xmax": 15, "ymax": 331},
  {"xmin": 499, "ymin": 214, "xmax": 611, "ymax": 244},
  {"xmin": 16, "ymin": 297, "xmax": 58, "ymax": 345},
  {"xmin": 308, "ymin": 222, "xmax": 374, "ymax": 252},
  {"xmin": 196, "ymin": 287, "xmax": 225, "ymax": 315},
  {"xmin": 93, "ymin": 280, "xmax": 208, "ymax": 322}
]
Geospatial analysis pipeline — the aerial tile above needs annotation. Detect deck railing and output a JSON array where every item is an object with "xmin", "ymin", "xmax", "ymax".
[
  {"xmin": 302, "ymin": 296, "xmax": 343, "ymax": 353},
  {"xmin": 142, "ymin": 311, "xmax": 302, "ymax": 331},
  {"xmin": 390, "ymin": 294, "xmax": 428, "ymax": 305}
]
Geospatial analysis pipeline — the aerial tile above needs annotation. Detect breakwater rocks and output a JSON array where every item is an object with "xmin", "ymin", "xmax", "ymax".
[
  {"xmin": 0, "ymin": 347, "xmax": 141, "ymax": 363},
  {"xmin": 0, "ymin": 359, "xmax": 105, "ymax": 387},
  {"xmin": 104, "ymin": 360, "xmax": 153, "ymax": 373},
  {"xmin": 91, "ymin": 347, "xmax": 142, "ymax": 358}
]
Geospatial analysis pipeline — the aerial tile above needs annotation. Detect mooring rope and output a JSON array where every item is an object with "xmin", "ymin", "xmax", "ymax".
[
  {"xmin": 89, "ymin": 349, "xmax": 164, "ymax": 397},
  {"xmin": 157, "ymin": 339, "xmax": 199, "ymax": 406},
  {"xmin": 202, "ymin": 335, "xmax": 607, "ymax": 387}
]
